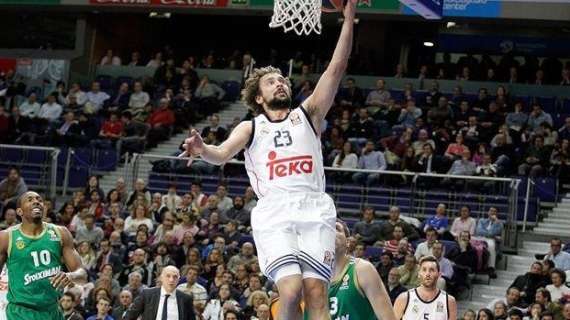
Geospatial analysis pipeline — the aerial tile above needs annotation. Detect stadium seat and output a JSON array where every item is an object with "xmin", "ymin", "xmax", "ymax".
[{"xmin": 221, "ymin": 81, "xmax": 241, "ymax": 101}]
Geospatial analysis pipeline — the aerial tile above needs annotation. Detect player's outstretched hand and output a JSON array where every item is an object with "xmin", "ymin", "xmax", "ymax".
[
  {"xmin": 50, "ymin": 272, "xmax": 72, "ymax": 290},
  {"xmin": 343, "ymin": 0, "xmax": 357, "ymax": 20},
  {"xmin": 178, "ymin": 128, "xmax": 205, "ymax": 166}
]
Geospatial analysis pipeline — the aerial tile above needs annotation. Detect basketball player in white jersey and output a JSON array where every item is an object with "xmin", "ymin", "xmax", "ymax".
[
  {"xmin": 180, "ymin": 1, "xmax": 357, "ymax": 319},
  {"xmin": 393, "ymin": 256, "xmax": 457, "ymax": 320}
]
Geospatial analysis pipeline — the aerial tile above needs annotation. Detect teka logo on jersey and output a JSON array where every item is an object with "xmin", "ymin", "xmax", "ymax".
[{"xmin": 267, "ymin": 151, "xmax": 313, "ymax": 180}]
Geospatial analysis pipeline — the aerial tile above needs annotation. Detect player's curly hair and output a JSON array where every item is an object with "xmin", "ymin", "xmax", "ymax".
[{"xmin": 241, "ymin": 66, "xmax": 292, "ymax": 115}]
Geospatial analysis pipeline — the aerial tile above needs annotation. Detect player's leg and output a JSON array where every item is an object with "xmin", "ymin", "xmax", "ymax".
[
  {"xmin": 302, "ymin": 277, "xmax": 330, "ymax": 320},
  {"xmin": 297, "ymin": 193, "xmax": 337, "ymax": 320},
  {"xmin": 276, "ymin": 273, "xmax": 304, "ymax": 319},
  {"xmin": 252, "ymin": 197, "xmax": 304, "ymax": 319}
]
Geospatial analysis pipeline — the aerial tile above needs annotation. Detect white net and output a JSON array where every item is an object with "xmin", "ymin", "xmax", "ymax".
[{"xmin": 269, "ymin": 0, "xmax": 322, "ymax": 35}]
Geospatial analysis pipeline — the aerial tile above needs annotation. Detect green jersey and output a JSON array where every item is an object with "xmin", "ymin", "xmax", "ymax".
[
  {"xmin": 7, "ymin": 223, "xmax": 64, "ymax": 310},
  {"xmin": 305, "ymin": 257, "xmax": 377, "ymax": 320}
]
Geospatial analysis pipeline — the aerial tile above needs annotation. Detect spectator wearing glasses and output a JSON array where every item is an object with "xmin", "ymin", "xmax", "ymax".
[{"xmin": 543, "ymin": 238, "xmax": 570, "ymax": 271}]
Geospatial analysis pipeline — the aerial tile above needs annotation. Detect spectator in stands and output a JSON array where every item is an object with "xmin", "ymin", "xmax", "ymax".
[
  {"xmin": 476, "ymin": 308, "xmax": 494, "ymax": 320},
  {"xmin": 427, "ymin": 96, "xmax": 453, "ymax": 128},
  {"xmin": 201, "ymin": 114, "xmax": 227, "ymax": 143},
  {"xmin": 518, "ymin": 136, "xmax": 550, "ymax": 177},
  {"xmin": 75, "ymin": 213, "xmax": 104, "ymax": 245},
  {"xmin": 424, "ymin": 203, "xmax": 449, "ymax": 237},
  {"xmin": 194, "ymin": 75, "xmax": 226, "ymax": 111},
  {"xmin": 177, "ymin": 265, "xmax": 208, "ymax": 310},
  {"xmin": 125, "ymin": 204, "xmax": 154, "ymax": 236},
  {"xmin": 0, "ymin": 167, "xmax": 27, "ymax": 209},
  {"xmin": 84, "ymin": 175, "xmax": 105, "ymax": 201},
  {"xmin": 510, "ymin": 261, "xmax": 548, "ymax": 304},
  {"xmin": 383, "ymin": 225, "xmax": 414, "ymax": 256},
  {"xmin": 91, "ymin": 112, "xmax": 123, "ymax": 149},
  {"xmin": 397, "ymin": 254, "xmax": 419, "ymax": 289},
  {"xmin": 347, "ymin": 108, "xmax": 375, "ymax": 144},
  {"xmin": 50, "ymin": 110, "xmax": 82, "ymax": 146},
  {"xmin": 146, "ymin": 98, "xmax": 175, "ymax": 148},
  {"xmin": 543, "ymin": 238, "xmax": 570, "ymax": 271},
  {"xmin": 453, "ymin": 100, "xmax": 473, "ymax": 128},
  {"xmin": 352, "ymin": 206, "xmax": 382, "ymax": 246},
  {"xmin": 509, "ymin": 308, "xmax": 524, "ymax": 320},
  {"xmin": 202, "ymin": 283, "xmax": 241, "ymax": 320},
  {"xmin": 0, "ymin": 208, "xmax": 17, "ymax": 229},
  {"xmin": 100, "ymin": 49, "xmax": 121, "ymax": 66},
  {"xmin": 126, "ymin": 178, "xmax": 151, "ymax": 209},
  {"xmin": 225, "ymin": 196, "xmax": 250, "ymax": 228},
  {"xmin": 365, "ymin": 79, "xmax": 391, "ymax": 108},
  {"xmin": 380, "ymin": 206, "xmax": 419, "ymax": 241},
  {"xmin": 331, "ymin": 141, "xmax": 358, "ymax": 182},
  {"xmin": 387, "ymin": 267, "xmax": 406, "ymax": 303},
  {"xmin": 450, "ymin": 205, "xmax": 476, "ymax": 238},
  {"xmin": 535, "ymin": 288, "xmax": 563, "ymax": 319},
  {"xmin": 161, "ymin": 184, "xmax": 181, "ymax": 214},
  {"xmin": 214, "ymin": 184, "xmax": 233, "ymax": 215},
  {"xmin": 415, "ymin": 227, "xmax": 438, "ymax": 260},
  {"xmin": 128, "ymin": 81, "xmax": 150, "ymax": 120},
  {"xmin": 471, "ymin": 154, "xmax": 499, "ymax": 190},
  {"xmin": 108, "ymin": 82, "xmax": 131, "ymax": 112},
  {"xmin": 352, "ymin": 140, "xmax": 386, "ymax": 186},
  {"xmin": 38, "ymin": 92, "xmax": 63, "ymax": 123},
  {"xmin": 338, "ymin": 77, "xmax": 364, "ymax": 110},
  {"xmin": 227, "ymin": 242, "xmax": 257, "ymax": 274},
  {"xmin": 558, "ymin": 118, "xmax": 570, "ymax": 141},
  {"xmin": 474, "ymin": 207, "xmax": 503, "ymax": 278},
  {"xmin": 528, "ymin": 104, "xmax": 553, "ymax": 133},
  {"xmin": 411, "ymin": 129, "xmax": 435, "ymax": 156},
  {"xmin": 85, "ymin": 81, "xmax": 110, "ymax": 114},
  {"xmin": 146, "ymin": 52, "xmax": 163, "ymax": 68},
  {"xmin": 487, "ymin": 287, "xmax": 527, "ymax": 315},
  {"xmin": 442, "ymin": 149, "xmax": 476, "ymax": 189},
  {"xmin": 19, "ymin": 92, "xmax": 41, "ymax": 118},
  {"xmin": 431, "ymin": 241, "xmax": 453, "ymax": 289},
  {"xmin": 65, "ymin": 83, "xmax": 87, "ymax": 107},
  {"xmin": 60, "ymin": 292, "xmax": 83, "ymax": 320},
  {"xmin": 414, "ymin": 143, "xmax": 444, "ymax": 188},
  {"xmin": 375, "ymin": 251, "xmax": 394, "ymax": 283},
  {"xmin": 398, "ymin": 99, "xmax": 422, "ymax": 129},
  {"xmin": 546, "ymin": 268, "xmax": 570, "ymax": 303},
  {"xmin": 111, "ymin": 290, "xmax": 132, "ymax": 320}
]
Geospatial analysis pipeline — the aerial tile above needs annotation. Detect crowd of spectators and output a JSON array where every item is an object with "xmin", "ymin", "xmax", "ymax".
[{"xmin": 321, "ymin": 75, "xmax": 570, "ymax": 190}]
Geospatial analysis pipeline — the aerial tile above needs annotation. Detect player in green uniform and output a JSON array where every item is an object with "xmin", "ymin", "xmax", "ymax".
[
  {"xmin": 304, "ymin": 220, "xmax": 396, "ymax": 320},
  {"xmin": 0, "ymin": 191, "xmax": 86, "ymax": 320}
]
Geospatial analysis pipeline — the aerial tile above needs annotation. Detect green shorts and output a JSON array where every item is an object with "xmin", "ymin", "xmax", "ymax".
[{"xmin": 6, "ymin": 303, "xmax": 63, "ymax": 320}]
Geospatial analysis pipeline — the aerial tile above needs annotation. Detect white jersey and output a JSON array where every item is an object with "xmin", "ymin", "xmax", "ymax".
[
  {"xmin": 244, "ymin": 107, "xmax": 325, "ymax": 199},
  {"xmin": 403, "ymin": 288, "xmax": 449, "ymax": 320}
]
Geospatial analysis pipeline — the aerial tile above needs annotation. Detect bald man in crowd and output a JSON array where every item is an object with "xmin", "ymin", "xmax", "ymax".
[{"xmin": 124, "ymin": 266, "xmax": 195, "ymax": 320}]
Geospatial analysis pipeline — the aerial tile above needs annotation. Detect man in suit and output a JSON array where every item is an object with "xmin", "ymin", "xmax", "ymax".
[
  {"xmin": 124, "ymin": 265, "xmax": 195, "ymax": 320},
  {"xmin": 415, "ymin": 143, "xmax": 444, "ymax": 189}
]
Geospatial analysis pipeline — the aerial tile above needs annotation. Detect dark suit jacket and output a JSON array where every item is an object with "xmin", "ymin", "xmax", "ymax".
[{"xmin": 123, "ymin": 287, "xmax": 195, "ymax": 320}]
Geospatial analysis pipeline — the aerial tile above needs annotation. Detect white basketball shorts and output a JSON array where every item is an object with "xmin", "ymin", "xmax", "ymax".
[{"xmin": 251, "ymin": 192, "xmax": 336, "ymax": 283}]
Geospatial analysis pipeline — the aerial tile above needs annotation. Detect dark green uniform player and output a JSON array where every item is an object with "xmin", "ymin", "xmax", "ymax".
[
  {"xmin": 303, "ymin": 220, "xmax": 397, "ymax": 320},
  {"xmin": 327, "ymin": 257, "xmax": 376, "ymax": 320},
  {"xmin": 0, "ymin": 191, "xmax": 85, "ymax": 320},
  {"xmin": 6, "ymin": 223, "xmax": 65, "ymax": 319}
]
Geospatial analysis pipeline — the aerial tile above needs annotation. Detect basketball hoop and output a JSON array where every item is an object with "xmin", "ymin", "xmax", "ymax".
[{"xmin": 269, "ymin": 0, "xmax": 322, "ymax": 35}]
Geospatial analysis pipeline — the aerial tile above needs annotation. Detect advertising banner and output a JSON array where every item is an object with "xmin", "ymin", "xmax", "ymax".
[
  {"xmin": 89, "ymin": 0, "xmax": 229, "ymax": 8},
  {"xmin": 402, "ymin": 0, "xmax": 501, "ymax": 18},
  {"xmin": 399, "ymin": 0, "xmax": 442, "ymax": 19},
  {"xmin": 438, "ymin": 33, "xmax": 570, "ymax": 56}
]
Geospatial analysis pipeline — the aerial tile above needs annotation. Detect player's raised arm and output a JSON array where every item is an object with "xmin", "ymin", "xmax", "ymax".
[
  {"xmin": 180, "ymin": 121, "xmax": 252, "ymax": 166},
  {"xmin": 303, "ymin": 0, "xmax": 356, "ymax": 131},
  {"xmin": 356, "ymin": 259, "xmax": 397, "ymax": 320},
  {"xmin": 393, "ymin": 290, "xmax": 408, "ymax": 320},
  {"xmin": 51, "ymin": 226, "xmax": 86, "ymax": 289}
]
